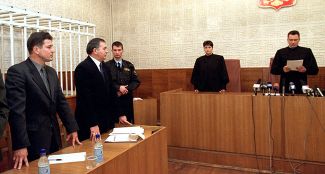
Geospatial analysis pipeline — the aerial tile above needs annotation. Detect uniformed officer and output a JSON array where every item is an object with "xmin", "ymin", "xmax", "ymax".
[{"xmin": 106, "ymin": 41, "xmax": 140, "ymax": 123}]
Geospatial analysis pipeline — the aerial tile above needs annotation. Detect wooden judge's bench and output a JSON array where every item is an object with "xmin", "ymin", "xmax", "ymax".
[{"xmin": 160, "ymin": 89, "xmax": 325, "ymax": 173}]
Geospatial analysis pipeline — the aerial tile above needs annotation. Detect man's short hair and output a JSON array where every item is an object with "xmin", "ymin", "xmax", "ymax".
[
  {"xmin": 27, "ymin": 31, "xmax": 53, "ymax": 54},
  {"xmin": 203, "ymin": 40, "xmax": 213, "ymax": 48},
  {"xmin": 112, "ymin": 41, "xmax": 123, "ymax": 49},
  {"xmin": 86, "ymin": 38, "xmax": 106, "ymax": 54},
  {"xmin": 287, "ymin": 30, "xmax": 300, "ymax": 38}
]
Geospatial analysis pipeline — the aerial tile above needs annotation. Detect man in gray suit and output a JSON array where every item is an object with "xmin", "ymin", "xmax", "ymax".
[{"xmin": 6, "ymin": 31, "xmax": 81, "ymax": 169}]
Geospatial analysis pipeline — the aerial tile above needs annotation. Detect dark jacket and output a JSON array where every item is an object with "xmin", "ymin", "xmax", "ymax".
[
  {"xmin": 75, "ymin": 57, "xmax": 120, "ymax": 141},
  {"xmin": 5, "ymin": 58, "xmax": 78, "ymax": 161},
  {"xmin": 106, "ymin": 59, "xmax": 140, "ymax": 123},
  {"xmin": 0, "ymin": 69, "xmax": 9, "ymax": 160}
]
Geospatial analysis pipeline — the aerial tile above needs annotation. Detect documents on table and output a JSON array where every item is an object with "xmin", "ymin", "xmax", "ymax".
[
  {"xmin": 287, "ymin": 59, "xmax": 303, "ymax": 71},
  {"xmin": 105, "ymin": 126, "xmax": 145, "ymax": 143},
  {"xmin": 48, "ymin": 152, "xmax": 86, "ymax": 164}
]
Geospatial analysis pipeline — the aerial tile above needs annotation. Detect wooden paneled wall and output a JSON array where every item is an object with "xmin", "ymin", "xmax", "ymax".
[
  {"xmin": 133, "ymin": 67, "xmax": 325, "ymax": 99},
  {"xmin": 56, "ymin": 66, "xmax": 325, "ymax": 99}
]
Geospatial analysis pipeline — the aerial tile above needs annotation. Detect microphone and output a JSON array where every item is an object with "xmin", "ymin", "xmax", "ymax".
[
  {"xmin": 316, "ymin": 88, "xmax": 324, "ymax": 97},
  {"xmin": 302, "ymin": 85, "xmax": 312, "ymax": 94},
  {"xmin": 281, "ymin": 77, "xmax": 286, "ymax": 96},
  {"xmin": 289, "ymin": 82, "xmax": 296, "ymax": 96},
  {"xmin": 260, "ymin": 82, "xmax": 267, "ymax": 95},
  {"xmin": 300, "ymin": 80, "xmax": 311, "ymax": 95},
  {"xmin": 273, "ymin": 83, "xmax": 279, "ymax": 96},
  {"xmin": 253, "ymin": 79, "xmax": 261, "ymax": 95},
  {"xmin": 266, "ymin": 82, "xmax": 273, "ymax": 95}
]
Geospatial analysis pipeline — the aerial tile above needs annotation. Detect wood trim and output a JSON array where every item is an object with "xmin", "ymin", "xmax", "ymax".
[{"xmin": 169, "ymin": 146, "xmax": 325, "ymax": 174}]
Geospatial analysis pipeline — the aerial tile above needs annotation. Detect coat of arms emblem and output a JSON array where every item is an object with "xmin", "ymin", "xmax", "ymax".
[{"xmin": 258, "ymin": 0, "xmax": 297, "ymax": 10}]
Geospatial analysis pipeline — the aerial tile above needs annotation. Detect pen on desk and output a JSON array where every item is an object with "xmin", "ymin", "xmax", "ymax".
[{"xmin": 48, "ymin": 158, "xmax": 62, "ymax": 161}]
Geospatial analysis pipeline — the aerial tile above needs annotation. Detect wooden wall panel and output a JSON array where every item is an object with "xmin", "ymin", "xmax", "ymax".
[
  {"xmin": 133, "ymin": 98, "xmax": 157, "ymax": 126},
  {"xmin": 133, "ymin": 69, "xmax": 153, "ymax": 98},
  {"xmin": 152, "ymin": 70, "xmax": 169, "ymax": 99},
  {"xmin": 167, "ymin": 69, "xmax": 188, "ymax": 90},
  {"xmin": 132, "ymin": 67, "xmax": 325, "ymax": 99}
]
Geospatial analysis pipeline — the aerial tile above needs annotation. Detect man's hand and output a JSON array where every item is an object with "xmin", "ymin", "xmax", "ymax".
[
  {"xmin": 119, "ymin": 85, "xmax": 128, "ymax": 95},
  {"xmin": 297, "ymin": 65, "xmax": 306, "ymax": 73},
  {"xmin": 119, "ymin": 116, "xmax": 132, "ymax": 125},
  {"xmin": 194, "ymin": 89, "xmax": 199, "ymax": 93},
  {"xmin": 66, "ymin": 131, "xmax": 82, "ymax": 147},
  {"xmin": 90, "ymin": 125, "xmax": 100, "ymax": 142},
  {"xmin": 283, "ymin": 65, "xmax": 290, "ymax": 73},
  {"xmin": 13, "ymin": 148, "xmax": 29, "ymax": 169},
  {"xmin": 219, "ymin": 89, "xmax": 226, "ymax": 93}
]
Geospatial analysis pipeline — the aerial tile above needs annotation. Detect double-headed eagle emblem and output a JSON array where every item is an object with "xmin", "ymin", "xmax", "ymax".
[{"xmin": 258, "ymin": 0, "xmax": 297, "ymax": 10}]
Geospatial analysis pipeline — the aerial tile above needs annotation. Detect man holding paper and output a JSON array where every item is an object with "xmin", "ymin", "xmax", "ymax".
[{"xmin": 271, "ymin": 30, "xmax": 319, "ymax": 93}]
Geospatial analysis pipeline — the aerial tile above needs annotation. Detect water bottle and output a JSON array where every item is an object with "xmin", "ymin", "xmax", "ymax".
[
  {"xmin": 94, "ymin": 134, "xmax": 103, "ymax": 163},
  {"xmin": 38, "ymin": 148, "xmax": 50, "ymax": 174}
]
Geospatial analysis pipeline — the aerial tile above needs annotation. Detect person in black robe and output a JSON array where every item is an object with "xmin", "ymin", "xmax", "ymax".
[
  {"xmin": 191, "ymin": 40, "xmax": 229, "ymax": 92},
  {"xmin": 271, "ymin": 30, "xmax": 319, "ymax": 94}
]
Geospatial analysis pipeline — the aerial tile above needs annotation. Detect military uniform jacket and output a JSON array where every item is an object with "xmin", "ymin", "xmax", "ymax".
[{"xmin": 106, "ymin": 59, "xmax": 140, "ymax": 122}]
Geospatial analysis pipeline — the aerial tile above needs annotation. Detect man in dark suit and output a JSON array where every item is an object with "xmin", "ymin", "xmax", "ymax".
[
  {"xmin": 0, "ymin": 69, "xmax": 9, "ymax": 161},
  {"xmin": 74, "ymin": 38, "xmax": 131, "ymax": 142},
  {"xmin": 0, "ymin": 69, "xmax": 9, "ymax": 137},
  {"xmin": 5, "ymin": 31, "xmax": 81, "ymax": 169},
  {"xmin": 106, "ymin": 41, "xmax": 140, "ymax": 123},
  {"xmin": 191, "ymin": 40, "xmax": 229, "ymax": 92}
]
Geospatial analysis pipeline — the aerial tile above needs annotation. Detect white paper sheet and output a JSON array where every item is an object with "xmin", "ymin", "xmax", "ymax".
[
  {"xmin": 105, "ymin": 126, "xmax": 145, "ymax": 142},
  {"xmin": 109, "ymin": 126, "xmax": 144, "ymax": 135},
  {"xmin": 48, "ymin": 152, "xmax": 86, "ymax": 164},
  {"xmin": 105, "ymin": 134, "xmax": 139, "ymax": 142},
  {"xmin": 287, "ymin": 59, "xmax": 303, "ymax": 71}
]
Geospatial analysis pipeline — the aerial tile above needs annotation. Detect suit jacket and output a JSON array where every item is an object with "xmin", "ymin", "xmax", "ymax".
[
  {"xmin": 5, "ymin": 58, "xmax": 78, "ymax": 160},
  {"xmin": 0, "ymin": 69, "xmax": 9, "ymax": 138},
  {"xmin": 74, "ymin": 56, "xmax": 119, "ymax": 141},
  {"xmin": 106, "ymin": 59, "xmax": 140, "ymax": 122}
]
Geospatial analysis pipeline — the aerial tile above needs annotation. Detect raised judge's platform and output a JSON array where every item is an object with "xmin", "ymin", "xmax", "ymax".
[
  {"xmin": 2, "ymin": 126, "xmax": 167, "ymax": 174},
  {"xmin": 160, "ymin": 89, "xmax": 325, "ymax": 173}
]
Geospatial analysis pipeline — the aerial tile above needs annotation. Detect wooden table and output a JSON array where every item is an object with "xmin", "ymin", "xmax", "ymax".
[{"xmin": 3, "ymin": 126, "xmax": 167, "ymax": 174}]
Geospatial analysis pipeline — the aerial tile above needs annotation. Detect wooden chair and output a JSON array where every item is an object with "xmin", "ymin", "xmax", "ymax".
[{"xmin": 225, "ymin": 59, "xmax": 241, "ymax": 92}]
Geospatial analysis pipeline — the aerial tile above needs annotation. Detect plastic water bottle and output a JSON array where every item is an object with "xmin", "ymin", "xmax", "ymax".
[
  {"xmin": 94, "ymin": 134, "xmax": 103, "ymax": 163},
  {"xmin": 38, "ymin": 148, "xmax": 50, "ymax": 174}
]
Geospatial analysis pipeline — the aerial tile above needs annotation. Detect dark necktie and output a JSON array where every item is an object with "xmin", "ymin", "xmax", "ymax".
[
  {"xmin": 117, "ymin": 62, "xmax": 121, "ymax": 68},
  {"xmin": 99, "ymin": 62, "xmax": 105, "ymax": 80},
  {"xmin": 40, "ymin": 67, "xmax": 50, "ymax": 95}
]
